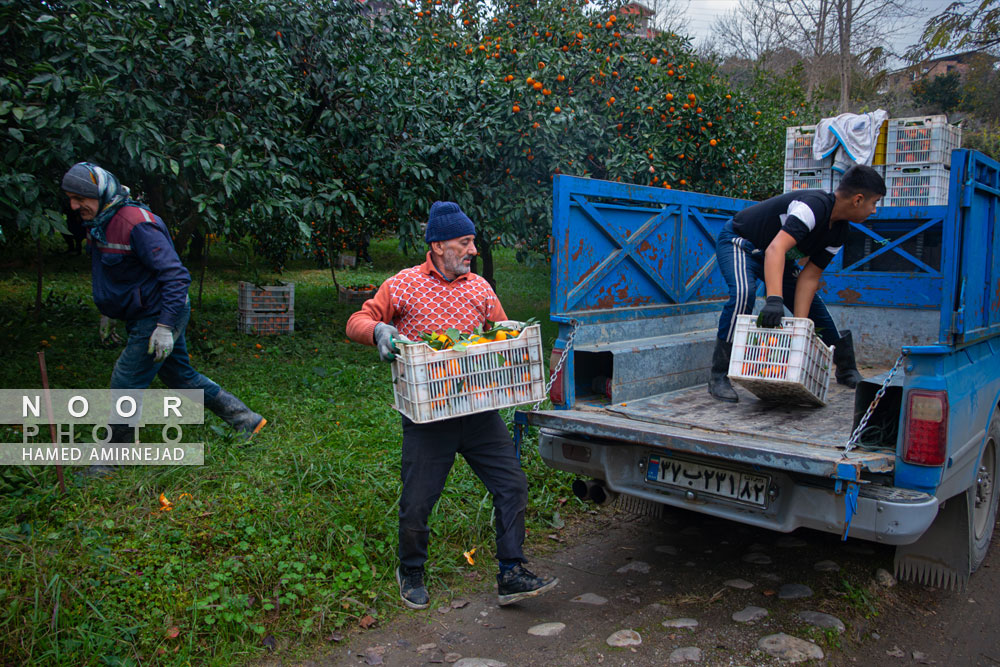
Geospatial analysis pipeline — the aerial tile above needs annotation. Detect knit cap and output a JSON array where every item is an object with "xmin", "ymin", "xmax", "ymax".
[
  {"xmin": 425, "ymin": 201, "xmax": 476, "ymax": 243},
  {"xmin": 61, "ymin": 162, "xmax": 100, "ymax": 198}
]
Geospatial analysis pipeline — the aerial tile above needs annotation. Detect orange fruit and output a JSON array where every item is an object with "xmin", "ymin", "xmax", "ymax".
[{"xmin": 553, "ymin": 106, "xmax": 562, "ymax": 113}]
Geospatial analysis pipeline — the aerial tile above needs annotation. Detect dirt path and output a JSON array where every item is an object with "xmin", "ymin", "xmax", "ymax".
[{"xmin": 304, "ymin": 507, "xmax": 1000, "ymax": 666}]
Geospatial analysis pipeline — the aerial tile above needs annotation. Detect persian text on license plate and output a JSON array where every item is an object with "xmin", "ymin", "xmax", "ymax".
[{"xmin": 645, "ymin": 454, "xmax": 770, "ymax": 507}]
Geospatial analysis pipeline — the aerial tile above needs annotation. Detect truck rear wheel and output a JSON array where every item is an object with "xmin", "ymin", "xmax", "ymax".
[{"xmin": 971, "ymin": 412, "xmax": 1000, "ymax": 572}]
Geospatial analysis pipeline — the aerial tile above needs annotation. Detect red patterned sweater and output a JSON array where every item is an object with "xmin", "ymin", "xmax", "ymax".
[{"xmin": 346, "ymin": 253, "xmax": 507, "ymax": 345}]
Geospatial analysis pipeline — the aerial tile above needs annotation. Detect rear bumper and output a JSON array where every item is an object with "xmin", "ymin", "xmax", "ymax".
[{"xmin": 540, "ymin": 430, "xmax": 939, "ymax": 545}]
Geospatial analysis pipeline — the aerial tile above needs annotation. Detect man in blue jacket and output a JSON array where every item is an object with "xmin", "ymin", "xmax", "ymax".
[{"xmin": 61, "ymin": 162, "xmax": 266, "ymax": 442}]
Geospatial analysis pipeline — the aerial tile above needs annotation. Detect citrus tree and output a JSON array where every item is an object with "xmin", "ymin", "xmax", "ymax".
[{"xmin": 359, "ymin": 0, "xmax": 808, "ymax": 281}]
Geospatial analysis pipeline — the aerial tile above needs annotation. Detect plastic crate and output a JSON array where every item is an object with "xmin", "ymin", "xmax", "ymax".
[
  {"xmin": 783, "ymin": 168, "xmax": 832, "ymax": 193},
  {"xmin": 884, "ymin": 163, "xmax": 951, "ymax": 207},
  {"xmin": 873, "ymin": 119, "xmax": 888, "ymax": 165},
  {"xmin": 238, "ymin": 310, "xmax": 295, "ymax": 335},
  {"xmin": 728, "ymin": 315, "xmax": 833, "ymax": 407},
  {"xmin": 338, "ymin": 285, "xmax": 377, "ymax": 304},
  {"xmin": 391, "ymin": 324, "xmax": 545, "ymax": 423},
  {"xmin": 832, "ymin": 165, "xmax": 885, "ymax": 192},
  {"xmin": 238, "ymin": 282, "xmax": 294, "ymax": 312},
  {"xmin": 784, "ymin": 126, "xmax": 832, "ymax": 170},
  {"xmin": 886, "ymin": 115, "xmax": 961, "ymax": 167},
  {"xmin": 237, "ymin": 282, "xmax": 294, "ymax": 335}
]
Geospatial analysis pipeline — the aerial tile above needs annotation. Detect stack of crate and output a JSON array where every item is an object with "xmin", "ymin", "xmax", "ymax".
[
  {"xmin": 783, "ymin": 116, "xmax": 961, "ymax": 206},
  {"xmin": 237, "ymin": 282, "xmax": 295, "ymax": 335},
  {"xmin": 882, "ymin": 116, "xmax": 960, "ymax": 207}
]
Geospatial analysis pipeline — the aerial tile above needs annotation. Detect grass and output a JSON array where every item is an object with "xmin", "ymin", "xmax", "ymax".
[{"xmin": 0, "ymin": 237, "xmax": 580, "ymax": 665}]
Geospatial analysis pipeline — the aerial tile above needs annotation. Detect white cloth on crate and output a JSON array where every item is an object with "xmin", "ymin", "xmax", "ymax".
[{"xmin": 812, "ymin": 110, "xmax": 889, "ymax": 168}]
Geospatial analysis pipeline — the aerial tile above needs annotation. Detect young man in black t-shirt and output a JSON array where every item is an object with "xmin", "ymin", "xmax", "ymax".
[{"xmin": 709, "ymin": 165, "xmax": 886, "ymax": 403}]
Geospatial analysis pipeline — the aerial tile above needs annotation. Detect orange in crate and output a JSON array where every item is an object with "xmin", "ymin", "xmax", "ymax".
[{"xmin": 728, "ymin": 315, "xmax": 833, "ymax": 406}]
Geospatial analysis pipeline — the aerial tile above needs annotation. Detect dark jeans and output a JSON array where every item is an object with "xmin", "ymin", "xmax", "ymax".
[
  {"xmin": 715, "ymin": 220, "xmax": 841, "ymax": 346},
  {"xmin": 110, "ymin": 301, "xmax": 220, "ymax": 398},
  {"xmin": 399, "ymin": 411, "xmax": 528, "ymax": 570}
]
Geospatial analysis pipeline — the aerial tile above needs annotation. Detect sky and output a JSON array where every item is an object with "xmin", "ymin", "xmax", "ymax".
[{"xmin": 672, "ymin": 0, "xmax": 958, "ymax": 58}]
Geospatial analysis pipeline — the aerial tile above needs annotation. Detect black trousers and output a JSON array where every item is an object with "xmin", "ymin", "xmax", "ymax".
[{"xmin": 399, "ymin": 410, "xmax": 528, "ymax": 570}]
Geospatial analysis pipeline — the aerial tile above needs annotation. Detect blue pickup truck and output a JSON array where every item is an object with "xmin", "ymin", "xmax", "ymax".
[{"xmin": 525, "ymin": 148, "xmax": 1000, "ymax": 589}]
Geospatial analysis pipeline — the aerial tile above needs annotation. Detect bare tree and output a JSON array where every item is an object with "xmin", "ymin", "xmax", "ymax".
[
  {"xmin": 710, "ymin": 0, "xmax": 783, "ymax": 62},
  {"xmin": 721, "ymin": 0, "xmax": 911, "ymax": 110},
  {"xmin": 646, "ymin": 0, "xmax": 692, "ymax": 36}
]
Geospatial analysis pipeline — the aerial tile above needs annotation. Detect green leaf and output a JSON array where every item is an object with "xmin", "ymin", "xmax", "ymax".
[
  {"xmin": 169, "ymin": 159, "xmax": 180, "ymax": 176},
  {"xmin": 77, "ymin": 125, "xmax": 94, "ymax": 143},
  {"xmin": 8, "ymin": 128, "xmax": 23, "ymax": 142}
]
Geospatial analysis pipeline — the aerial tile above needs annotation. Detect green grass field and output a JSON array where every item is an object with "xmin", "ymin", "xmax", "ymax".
[{"xmin": 0, "ymin": 238, "xmax": 580, "ymax": 666}]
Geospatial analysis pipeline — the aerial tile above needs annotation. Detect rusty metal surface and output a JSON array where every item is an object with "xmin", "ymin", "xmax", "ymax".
[
  {"xmin": 528, "ymin": 394, "xmax": 895, "ymax": 477},
  {"xmin": 603, "ymin": 375, "xmax": 886, "ymax": 449}
]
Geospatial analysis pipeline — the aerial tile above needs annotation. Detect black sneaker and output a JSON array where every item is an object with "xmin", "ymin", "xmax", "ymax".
[
  {"xmin": 496, "ymin": 564, "xmax": 559, "ymax": 606},
  {"xmin": 395, "ymin": 566, "xmax": 430, "ymax": 610}
]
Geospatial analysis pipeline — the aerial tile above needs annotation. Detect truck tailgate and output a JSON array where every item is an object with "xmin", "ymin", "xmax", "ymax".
[{"xmin": 527, "ymin": 379, "xmax": 895, "ymax": 477}]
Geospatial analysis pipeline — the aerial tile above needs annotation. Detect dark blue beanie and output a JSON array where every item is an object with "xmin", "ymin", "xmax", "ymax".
[{"xmin": 425, "ymin": 201, "xmax": 476, "ymax": 243}]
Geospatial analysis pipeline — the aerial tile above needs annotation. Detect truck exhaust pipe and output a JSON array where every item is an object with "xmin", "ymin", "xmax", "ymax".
[{"xmin": 572, "ymin": 479, "xmax": 619, "ymax": 506}]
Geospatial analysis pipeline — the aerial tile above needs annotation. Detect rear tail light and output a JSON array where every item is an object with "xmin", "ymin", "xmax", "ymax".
[
  {"xmin": 548, "ymin": 348, "xmax": 565, "ymax": 406},
  {"xmin": 903, "ymin": 390, "xmax": 948, "ymax": 466}
]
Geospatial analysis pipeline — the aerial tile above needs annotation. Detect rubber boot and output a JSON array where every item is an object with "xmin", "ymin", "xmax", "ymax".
[
  {"xmin": 79, "ymin": 424, "xmax": 134, "ymax": 478},
  {"xmin": 204, "ymin": 389, "xmax": 267, "ymax": 439},
  {"xmin": 833, "ymin": 330, "xmax": 863, "ymax": 388},
  {"xmin": 708, "ymin": 338, "xmax": 739, "ymax": 403}
]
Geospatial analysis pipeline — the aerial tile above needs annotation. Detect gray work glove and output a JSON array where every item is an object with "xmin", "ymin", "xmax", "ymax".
[
  {"xmin": 147, "ymin": 324, "xmax": 175, "ymax": 362},
  {"xmin": 373, "ymin": 322, "xmax": 400, "ymax": 362},
  {"xmin": 99, "ymin": 315, "xmax": 122, "ymax": 345}
]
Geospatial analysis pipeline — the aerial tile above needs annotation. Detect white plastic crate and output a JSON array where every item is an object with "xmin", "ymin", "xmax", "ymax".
[
  {"xmin": 728, "ymin": 315, "xmax": 834, "ymax": 407},
  {"xmin": 238, "ymin": 310, "xmax": 295, "ymax": 335},
  {"xmin": 391, "ymin": 324, "xmax": 545, "ymax": 423},
  {"xmin": 784, "ymin": 126, "xmax": 832, "ymax": 170},
  {"xmin": 783, "ymin": 168, "xmax": 832, "ymax": 193},
  {"xmin": 886, "ymin": 115, "xmax": 961, "ymax": 167},
  {"xmin": 832, "ymin": 165, "xmax": 885, "ymax": 192},
  {"xmin": 884, "ymin": 163, "xmax": 951, "ymax": 207},
  {"xmin": 237, "ymin": 282, "xmax": 294, "ymax": 335}
]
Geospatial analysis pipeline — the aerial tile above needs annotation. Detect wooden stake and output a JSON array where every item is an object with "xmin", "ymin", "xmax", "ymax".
[{"xmin": 37, "ymin": 351, "xmax": 67, "ymax": 494}]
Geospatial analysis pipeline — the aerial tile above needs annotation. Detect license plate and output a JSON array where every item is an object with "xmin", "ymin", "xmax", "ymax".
[{"xmin": 645, "ymin": 454, "xmax": 771, "ymax": 507}]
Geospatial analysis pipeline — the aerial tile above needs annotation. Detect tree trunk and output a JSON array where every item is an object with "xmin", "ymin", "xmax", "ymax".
[
  {"xmin": 34, "ymin": 237, "xmax": 43, "ymax": 321},
  {"xmin": 197, "ymin": 234, "xmax": 210, "ymax": 310},
  {"xmin": 172, "ymin": 211, "xmax": 202, "ymax": 260},
  {"xmin": 479, "ymin": 243, "xmax": 496, "ymax": 293},
  {"xmin": 187, "ymin": 231, "xmax": 205, "ymax": 265},
  {"xmin": 327, "ymin": 218, "xmax": 340, "ymax": 290},
  {"xmin": 837, "ymin": 0, "xmax": 852, "ymax": 113}
]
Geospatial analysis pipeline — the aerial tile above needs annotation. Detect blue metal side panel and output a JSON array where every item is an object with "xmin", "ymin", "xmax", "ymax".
[
  {"xmin": 821, "ymin": 207, "xmax": 947, "ymax": 310},
  {"xmin": 951, "ymin": 150, "xmax": 1000, "ymax": 346},
  {"xmin": 550, "ymin": 175, "xmax": 753, "ymax": 322},
  {"xmin": 551, "ymin": 175, "xmax": 954, "ymax": 324},
  {"xmin": 896, "ymin": 338, "xmax": 1000, "ymax": 495}
]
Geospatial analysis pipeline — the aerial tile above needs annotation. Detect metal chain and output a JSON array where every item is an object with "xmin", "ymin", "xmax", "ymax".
[
  {"xmin": 843, "ymin": 352, "xmax": 907, "ymax": 454},
  {"xmin": 529, "ymin": 319, "xmax": 579, "ymax": 412}
]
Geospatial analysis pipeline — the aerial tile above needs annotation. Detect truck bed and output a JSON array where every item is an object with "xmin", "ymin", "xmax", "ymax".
[
  {"xmin": 606, "ymin": 374, "xmax": 873, "ymax": 448},
  {"xmin": 528, "ymin": 368, "xmax": 897, "ymax": 477}
]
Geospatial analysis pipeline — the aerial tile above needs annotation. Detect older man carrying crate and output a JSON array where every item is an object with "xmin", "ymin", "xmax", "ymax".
[{"xmin": 346, "ymin": 201, "xmax": 558, "ymax": 610}]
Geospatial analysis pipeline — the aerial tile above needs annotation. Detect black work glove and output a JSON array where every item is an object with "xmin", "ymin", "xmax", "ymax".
[{"xmin": 756, "ymin": 296, "xmax": 786, "ymax": 328}]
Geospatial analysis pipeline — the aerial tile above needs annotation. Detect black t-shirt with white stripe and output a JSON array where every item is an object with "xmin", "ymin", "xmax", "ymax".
[{"xmin": 731, "ymin": 190, "xmax": 846, "ymax": 270}]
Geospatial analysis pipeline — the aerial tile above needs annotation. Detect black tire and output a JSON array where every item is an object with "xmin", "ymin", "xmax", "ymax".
[{"xmin": 971, "ymin": 411, "xmax": 1000, "ymax": 572}]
